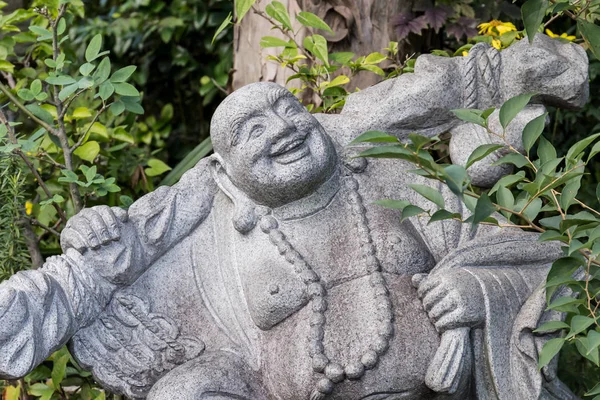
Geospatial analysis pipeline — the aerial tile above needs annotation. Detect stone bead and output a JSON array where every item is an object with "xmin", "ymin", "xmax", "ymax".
[
  {"xmin": 325, "ymin": 363, "xmax": 345, "ymax": 383},
  {"xmin": 312, "ymin": 296, "xmax": 328, "ymax": 313},
  {"xmin": 345, "ymin": 178, "xmax": 359, "ymax": 190},
  {"xmin": 278, "ymin": 241, "xmax": 292, "ymax": 255},
  {"xmin": 284, "ymin": 249, "xmax": 300, "ymax": 263},
  {"xmin": 260, "ymin": 216, "xmax": 278, "ymax": 233},
  {"xmin": 308, "ymin": 282, "xmax": 325, "ymax": 297},
  {"xmin": 378, "ymin": 321, "xmax": 394, "ymax": 338},
  {"xmin": 344, "ymin": 362, "xmax": 365, "ymax": 380},
  {"xmin": 310, "ymin": 312, "xmax": 326, "ymax": 326},
  {"xmin": 311, "ymin": 325, "xmax": 324, "ymax": 341},
  {"xmin": 361, "ymin": 350, "xmax": 378, "ymax": 369},
  {"xmin": 269, "ymin": 230, "xmax": 285, "ymax": 244},
  {"xmin": 312, "ymin": 354, "xmax": 328, "ymax": 373},
  {"xmin": 309, "ymin": 339, "xmax": 324, "ymax": 355},
  {"xmin": 317, "ymin": 378, "xmax": 334, "ymax": 394},
  {"xmin": 373, "ymin": 336, "xmax": 389, "ymax": 355},
  {"xmin": 301, "ymin": 270, "xmax": 319, "ymax": 283}
]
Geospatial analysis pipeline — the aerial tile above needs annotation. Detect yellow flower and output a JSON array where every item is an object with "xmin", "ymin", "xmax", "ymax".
[
  {"xmin": 478, "ymin": 20, "xmax": 517, "ymax": 36},
  {"xmin": 492, "ymin": 39, "xmax": 502, "ymax": 50},
  {"xmin": 545, "ymin": 29, "xmax": 576, "ymax": 42},
  {"xmin": 462, "ymin": 51, "xmax": 469, "ymax": 57},
  {"xmin": 25, "ymin": 201, "xmax": 33, "ymax": 215}
]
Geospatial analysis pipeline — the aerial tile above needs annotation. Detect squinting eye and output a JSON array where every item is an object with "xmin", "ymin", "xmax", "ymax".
[
  {"xmin": 249, "ymin": 125, "xmax": 265, "ymax": 139},
  {"xmin": 285, "ymin": 105, "xmax": 300, "ymax": 116}
]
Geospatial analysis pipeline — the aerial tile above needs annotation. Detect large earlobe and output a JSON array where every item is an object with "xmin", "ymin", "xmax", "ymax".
[{"xmin": 208, "ymin": 154, "xmax": 258, "ymax": 234}]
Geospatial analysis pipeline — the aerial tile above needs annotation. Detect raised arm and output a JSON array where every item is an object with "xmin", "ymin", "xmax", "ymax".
[{"xmin": 0, "ymin": 158, "xmax": 217, "ymax": 379}]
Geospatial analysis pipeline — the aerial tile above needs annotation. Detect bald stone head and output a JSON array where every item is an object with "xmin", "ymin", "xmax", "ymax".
[{"xmin": 209, "ymin": 82, "xmax": 338, "ymax": 208}]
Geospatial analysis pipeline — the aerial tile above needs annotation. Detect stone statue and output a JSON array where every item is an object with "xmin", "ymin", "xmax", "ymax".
[{"xmin": 0, "ymin": 34, "xmax": 589, "ymax": 399}]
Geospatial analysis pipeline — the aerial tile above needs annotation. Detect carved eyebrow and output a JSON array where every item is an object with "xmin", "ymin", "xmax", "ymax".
[{"xmin": 230, "ymin": 110, "xmax": 261, "ymax": 147}]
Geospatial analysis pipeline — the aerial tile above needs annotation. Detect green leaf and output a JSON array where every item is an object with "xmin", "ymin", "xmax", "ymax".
[
  {"xmin": 79, "ymin": 62, "xmax": 95, "ymax": 76},
  {"xmin": 51, "ymin": 351, "xmax": 69, "ymax": 389},
  {"xmin": 145, "ymin": 158, "xmax": 172, "ymax": 177},
  {"xmin": 161, "ymin": 137, "xmax": 213, "ymax": 186},
  {"xmin": 428, "ymin": 209, "xmax": 461, "ymax": 223},
  {"xmin": 537, "ymin": 337, "xmax": 564, "ymax": 369},
  {"xmin": 17, "ymin": 89, "xmax": 34, "ymax": 101},
  {"xmin": 567, "ymin": 316, "xmax": 596, "ymax": 339},
  {"xmin": 121, "ymin": 97, "xmax": 144, "ymax": 114},
  {"xmin": 46, "ymin": 75, "xmax": 76, "ymax": 85},
  {"xmin": 73, "ymin": 141, "xmax": 100, "ymax": 162},
  {"xmin": 113, "ymin": 82, "xmax": 140, "ymax": 97},
  {"xmin": 472, "ymin": 192, "xmax": 496, "ymax": 225},
  {"xmin": 451, "ymin": 109, "xmax": 485, "ymax": 126},
  {"xmin": 326, "ymin": 75, "xmax": 350, "ymax": 88},
  {"xmin": 59, "ymin": 83, "xmax": 79, "ymax": 101},
  {"xmin": 351, "ymin": 130, "xmax": 399, "ymax": 144},
  {"xmin": 329, "ymin": 52, "xmax": 354, "ymax": 65},
  {"xmin": 408, "ymin": 183, "xmax": 445, "ymax": 209},
  {"xmin": 236, "ymin": 0, "xmax": 256, "ymax": 24},
  {"xmin": 360, "ymin": 64, "xmax": 385, "ymax": 76},
  {"xmin": 109, "ymin": 100, "xmax": 125, "ymax": 116},
  {"xmin": 364, "ymin": 52, "xmax": 387, "ymax": 65},
  {"xmin": 465, "ymin": 144, "xmax": 504, "ymax": 169},
  {"xmin": 443, "ymin": 164, "xmax": 468, "ymax": 198},
  {"xmin": 25, "ymin": 104, "xmax": 54, "ymax": 124},
  {"xmin": 30, "ymin": 79, "xmax": 42, "ymax": 95},
  {"xmin": 522, "ymin": 197, "xmax": 542, "ymax": 221},
  {"xmin": 496, "ymin": 185, "xmax": 515, "ymax": 213},
  {"xmin": 212, "ymin": 12, "xmax": 232, "ymax": 45},
  {"xmin": 566, "ymin": 133, "xmax": 600, "ymax": 162},
  {"xmin": 499, "ymin": 93, "xmax": 534, "ymax": 130},
  {"xmin": 522, "ymin": 0, "xmax": 549, "ymax": 44},
  {"xmin": 522, "ymin": 113, "xmax": 547, "ymax": 154},
  {"xmin": 537, "ymin": 135, "xmax": 556, "ymax": 165},
  {"xmin": 29, "ymin": 25, "xmax": 52, "ymax": 41},
  {"xmin": 260, "ymin": 36, "xmax": 293, "ymax": 48},
  {"xmin": 85, "ymin": 34, "xmax": 103, "ymax": 62},
  {"xmin": 560, "ymin": 177, "xmax": 581, "ymax": 213},
  {"xmin": 27, "ymin": 383, "xmax": 55, "ymax": 400},
  {"xmin": 533, "ymin": 321, "xmax": 569, "ymax": 333},
  {"xmin": 266, "ymin": 1, "xmax": 293, "ymax": 31},
  {"xmin": 58, "ymin": 169, "xmax": 79, "ymax": 183},
  {"xmin": 373, "ymin": 199, "xmax": 410, "ymax": 209},
  {"xmin": 304, "ymin": 35, "xmax": 329, "ymax": 66},
  {"xmin": 297, "ymin": 11, "xmax": 333, "ymax": 34},
  {"xmin": 110, "ymin": 66, "xmax": 136, "ymax": 83},
  {"xmin": 586, "ymin": 382, "xmax": 600, "ymax": 397},
  {"xmin": 578, "ymin": 20, "xmax": 600, "ymax": 60},
  {"xmin": 93, "ymin": 57, "xmax": 111, "ymax": 84},
  {"xmin": 359, "ymin": 145, "xmax": 413, "ymax": 160},
  {"xmin": 587, "ymin": 331, "xmax": 600, "ymax": 357},
  {"xmin": 400, "ymin": 205, "xmax": 426, "ymax": 222},
  {"xmin": 57, "ymin": 17, "xmax": 66, "ymax": 35},
  {"xmin": 98, "ymin": 81, "xmax": 114, "ymax": 101}
]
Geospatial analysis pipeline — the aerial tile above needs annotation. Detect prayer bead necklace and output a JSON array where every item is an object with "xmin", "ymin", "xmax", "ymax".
[{"xmin": 259, "ymin": 170, "xmax": 394, "ymax": 399}]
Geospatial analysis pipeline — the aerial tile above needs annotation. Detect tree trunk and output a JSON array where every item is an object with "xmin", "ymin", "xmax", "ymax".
[{"xmin": 233, "ymin": 0, "xmax": 415, "ymax": 92}]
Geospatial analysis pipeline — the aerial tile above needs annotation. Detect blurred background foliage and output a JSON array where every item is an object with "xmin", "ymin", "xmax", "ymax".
[{"xmin": 0, "ymin": 0, "xmax": 598, "ymax": 398}]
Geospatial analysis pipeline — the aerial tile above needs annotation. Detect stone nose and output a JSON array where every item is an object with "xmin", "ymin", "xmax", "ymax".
[{"xmin": 270, "ymin": 113, "xmax": 295, "ymax": 140}]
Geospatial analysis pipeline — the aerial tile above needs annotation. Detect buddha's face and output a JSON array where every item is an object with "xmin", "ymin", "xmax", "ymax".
[{"xmin": 212, "ymin": 84, "xmax": 338, "ymax": 208}]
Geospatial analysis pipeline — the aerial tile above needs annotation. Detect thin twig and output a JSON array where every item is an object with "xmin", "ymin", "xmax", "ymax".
[
  {"xmin": 0, "ymin": 82, "xmax": 58, "ymax": 135},
  {"xmin": 71, "ymin": 104, "xmax": 107, "ymax": 152},
  {"xmin": 28, "ymin": 217, "xmax": 60, "ymax": 237}
]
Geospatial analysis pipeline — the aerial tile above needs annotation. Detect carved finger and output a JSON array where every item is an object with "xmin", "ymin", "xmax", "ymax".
[
  {"xmin": 428, "ymin": 299, "xmax": 456, "ymax": 323},
  {"xmin": 435, "ymin": 311, "xmax": 465, "ymax": 332},
  {"xmin": 411, "ymin": 273, "xmax": 428, "ymax": 289},
  {"xmin": 84, "ymin": 208, "xmax": 113, "ymax": 245},
  {"xmin": 417, "ymin": 277, "xmax": 441, "ymax": 300},
  {"xmin": 94, "ymin": 206, "xmax": 121, "ymax": 241},
  {"xmin": 60, "ymin": 228, "xmax": 87, "ymax": 252},
  {"xmin": 68, "ymin": 214, "xmax": 100, "ymax": 250},
  {"xmin": 422, "ymin": 286, "xmax": 448, "ymax": 312},
  {"xmin": 111, "ymin": 207, "xmax": 128, "ymax": 222}
]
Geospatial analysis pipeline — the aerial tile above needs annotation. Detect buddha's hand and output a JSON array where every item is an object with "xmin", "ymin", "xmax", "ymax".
[
  {"xmin": 61, "ymin": 206, "xmax": 128, "ymax": 253},
  {"xmin": 412, "ymin": 269, "xmax": 485, "ymax": 333}
]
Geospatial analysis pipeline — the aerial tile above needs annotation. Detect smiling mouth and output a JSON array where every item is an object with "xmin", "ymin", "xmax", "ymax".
[{"xmin": 271, "ymin": 135, "xmax": 310, "ymax": 164}]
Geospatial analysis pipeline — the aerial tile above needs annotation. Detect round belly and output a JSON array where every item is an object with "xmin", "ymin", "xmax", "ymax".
[{"xmin": 261, "ymin": 274, "xmax": 440, "ymax": 400}]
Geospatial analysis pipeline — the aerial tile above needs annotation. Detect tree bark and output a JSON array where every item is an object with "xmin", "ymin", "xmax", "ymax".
[{"xmin": 233, "ymin": 0, "xmax": 415, "ymax": 91}]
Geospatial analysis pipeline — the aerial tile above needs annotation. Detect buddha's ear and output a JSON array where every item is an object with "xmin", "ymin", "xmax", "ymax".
[{"xmin": 208, "ymin": 154, "xmax": 258, "ymax": 234}]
